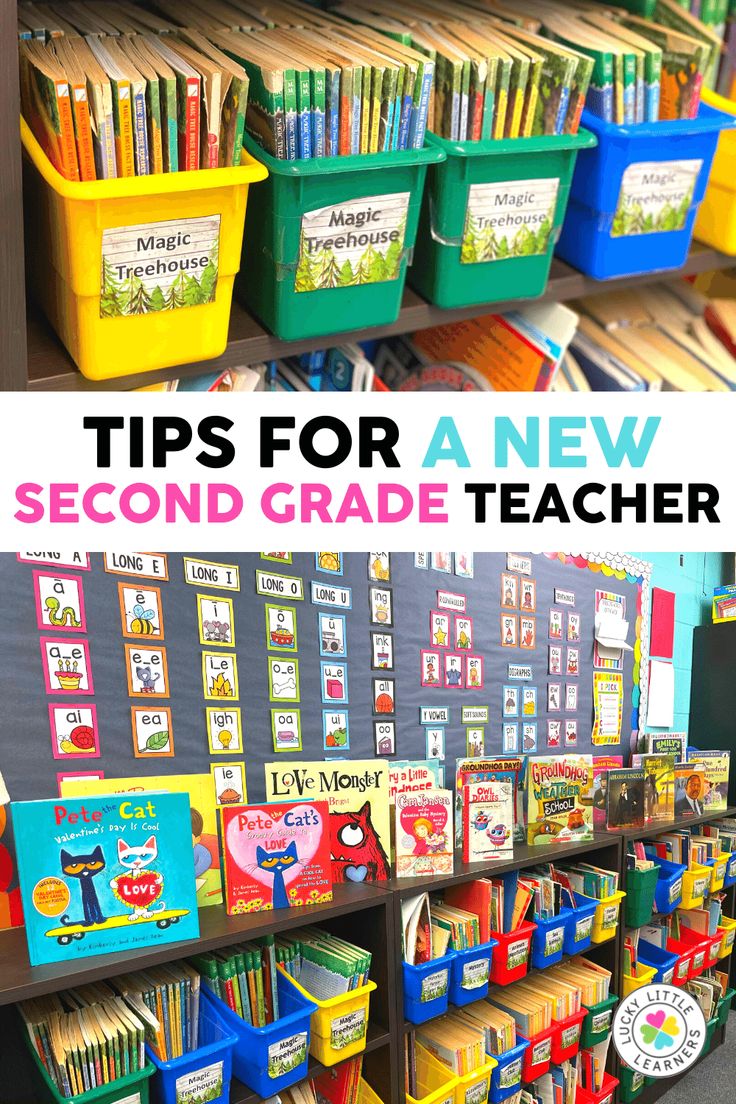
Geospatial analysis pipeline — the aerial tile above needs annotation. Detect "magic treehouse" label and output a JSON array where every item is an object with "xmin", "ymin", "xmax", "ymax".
[
  {"xmin": 100, "ymin": 216, "xmax": 220, "ymax": 318},
  {"xmin": 462, "ymin": 178, "xmax": 560, "ymax": 264},
  {"xmin": 612, "ymin": 160, "xmax": 702, "ymax": 236},
  {"xmin": 296, "ymin": 193, "xmax": 410, "ymax": 291}
]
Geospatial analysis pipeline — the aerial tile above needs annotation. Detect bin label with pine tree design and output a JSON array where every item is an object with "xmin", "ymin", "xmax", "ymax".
[
  {"xmin": 267, "ymin": 1032, "xmax": 308, "ymax": 1079},
  {"xmin": 100, "ymin": 215, "xmax": 221, "ymax": 318},
  {"xmin": 175, "ymin": 1060, "xmax": 224, "ymax": 1104},
  {"xmin": 295, "ymin": 193, "xmax": 410, "ymax": 292},
  {"xmin": 461, "ymin": 178, "xmax": 560, "ymax": 264},
  {"xmin": 612, "ymin": 160, "xmax": 703, "ymax": 237}
]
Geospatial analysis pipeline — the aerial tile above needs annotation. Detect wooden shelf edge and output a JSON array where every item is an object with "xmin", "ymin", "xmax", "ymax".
[{"xmin": 25, "ymin": 245, "xmax": 735, "ymax": 392}]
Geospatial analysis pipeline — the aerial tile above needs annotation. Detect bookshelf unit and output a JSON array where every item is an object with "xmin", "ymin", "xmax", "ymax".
[{"xmin": 0, "ymin": 818, "xmax": 734, "ymax": 1104}]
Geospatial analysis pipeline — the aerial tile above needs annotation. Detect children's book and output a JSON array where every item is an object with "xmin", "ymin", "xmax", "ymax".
[
  {"xmin": 606, "ymin": 767, "xmax": 645, "ymax": 829},
  {"xmin": 688, "ymin": 750, "xmax": 730, "ymax": 811},
  {"xmin": 648, "ymin": 732, "xmax": 688, "ymax": 759},
  {"xmin": 455, "ymin": 756, "xmax": 526, "ymax": 846},
  {"xmin": 221, "ymin": 801, "xmax": 332, "ymax": 914},
  {"xmin": 265, "ymin": 760, "xmax": 391, "ymax": 882},
  {"xmin": 592, "ymin": 755, "xmax": 624, "ymax": 828},
  {"xmin": 462, "ymin": 779, "xmax": 514, "ymax": 862},
  {"xmin": 674, "ymin": 760, "xmax": 707, "ymax": 816},
  {"xmin": 395, "ymin": 789, "xmax": 454, "ymax": 877},
  {"xmin": 60, "ymin": 773, "xmax": 223, "ymax": 907},
  {"xmin": 526, "ymin": 755, "xmax": 594, "ymax": 844},
  {"xmin": 389, "ymin": 760, "xmax": 443, "ymax": 802},
  {"xmin": 631, "ymin": 753, "xmax": 675, "ymax": 820},
  {"xmin": 13, "ymin": 793, "xmax": 199, "ymax": 967}
]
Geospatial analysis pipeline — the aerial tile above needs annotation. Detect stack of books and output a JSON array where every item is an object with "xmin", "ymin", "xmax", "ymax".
[
  {"xmin": 558, "ymin": 862, "xmax": 619, "ymax": 899},
  {"xmin": 312, "ymin": 1057, "xmax": 365, "ymax": 1104},
  {"xmin": 110, "ymin": 966, "xmax": 202, "ymax": 1061},
  {"xmin": 20, "ymin": 984, "xmax": 152, "ymax": 1098},
  {"xmin": 444, "ymin": 871, "xmax": 535, "ymax": 938},
  {"xmin": 192, "ymin": 935, "xmax": 280, "ymax": 1026},
  {"xmin": 414, "ymin": 1015, "xmax": 487, "ymax": 1075},
  {"xmin": 278, "ymin": 928, "xmax": 372, "ymax": 998},
  {"xmin": 552, "ymin": 957, "xmax": 612, "ymax": 1005}
]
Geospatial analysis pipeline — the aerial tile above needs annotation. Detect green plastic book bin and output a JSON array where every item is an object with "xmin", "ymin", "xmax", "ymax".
[
  {"xmin": 409, "ymin": 128, "xmax": 596, "ymax": 310},
  {"xmin": 24, "ymin": 1023, "xmax": 155, "ymax": 1104},
  {"xmin": 717, "ymin": 987, "xmax": 735, "ymax": 1028},
  {"xmin": 237, "ymin": 137, "xmax": 444, "ymax": 340},
  {"xmin": 624, "ymin": 865, "xmax": 660, "ymax": 928},
  {"xmin": 618, "ymin": 1065, "xmax": 653, "ymax": 1103},
  {"xmin": 580, "ymin": 994, "xmax": 618, "ymax": 1048}
]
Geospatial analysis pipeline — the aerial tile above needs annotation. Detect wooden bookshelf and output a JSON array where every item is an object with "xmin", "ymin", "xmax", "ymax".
[{"xmin": 18, "ymin": 245, "xmax": 736, "ymax": 392}]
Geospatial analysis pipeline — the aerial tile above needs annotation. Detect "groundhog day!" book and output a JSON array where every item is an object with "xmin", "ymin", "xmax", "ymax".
[
  {"xmin": 13, "ymin": 793, "xmax": 199, "ymax": 966},
  {"xmin": 264, "ymin": 760, "xmax": 391, "ymax": 883},
  {"xmin": 526, "ymin": 754, "xmax": 594, "ymax": 844}
]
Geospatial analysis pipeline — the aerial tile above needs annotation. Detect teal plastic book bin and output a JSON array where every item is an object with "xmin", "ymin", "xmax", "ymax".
[
  {"xmin": 409, "ymin": 128, "xmax": 595, "ymax": 310},
  {"xmin": 238, "ymin": 137, "xmax": 443, "ymax": 340},
  {"xmin": 624, "ymin": 865, "xmax": 660, "ymax": 928},
  {"xmin": 148, "ymin": 991, "xmax": 237, "ymax": 1104}
]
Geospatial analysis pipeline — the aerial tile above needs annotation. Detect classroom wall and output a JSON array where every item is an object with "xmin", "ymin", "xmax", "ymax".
[{"xmin": 640, "ymin": 552, "xmax": 731, "ymax": 734}]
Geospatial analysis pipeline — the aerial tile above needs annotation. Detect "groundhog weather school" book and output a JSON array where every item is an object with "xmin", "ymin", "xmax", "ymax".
[
  {"xmin": 526, "ymin": 754, "xmax": 594, "ymax": 845},
  {"xmin": 13, "ymin": 792, "xmax": 199, "ymax": 966},
  {"xmin": 221, "ymin": 800, "xmax": 333, "ymax": 915}
]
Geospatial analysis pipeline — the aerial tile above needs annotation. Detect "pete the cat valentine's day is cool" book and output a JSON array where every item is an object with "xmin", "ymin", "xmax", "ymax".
[
  {"xmin": 12, "ymin": 793, "xmax": 199, "ymax": 966},
  {"xmin": 221, "ymin": 801, "xmax": 333, "ymax": 914}
]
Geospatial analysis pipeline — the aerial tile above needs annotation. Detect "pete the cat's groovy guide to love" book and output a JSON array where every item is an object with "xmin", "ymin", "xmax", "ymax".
[
  {"xmin": 13, "ymin": 793, "xmax": 199, "ymax": 966},
  {"xmin": 221, "ymin": 800, "xmax": 333, "ymax": 914}
]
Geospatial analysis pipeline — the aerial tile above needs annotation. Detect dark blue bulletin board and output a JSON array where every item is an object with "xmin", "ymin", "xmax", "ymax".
[{"xmin": 0, "ymin": 551, "xmax": 652, "ymax": 815}]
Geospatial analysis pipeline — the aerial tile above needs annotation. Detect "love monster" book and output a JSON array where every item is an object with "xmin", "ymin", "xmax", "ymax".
[
  {"xmin": 221, "ymin": 800, "xmax": 333, "ymax": 915},
  {"xmin": 12, "ymin": 792, "xmax": 199, "ymax": 966}
]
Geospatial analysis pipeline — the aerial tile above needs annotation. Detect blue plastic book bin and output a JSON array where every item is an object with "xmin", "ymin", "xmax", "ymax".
[
  {"xmin": 637, "ymin": 940, "xmax": 679, "ymax": 986},
  {"xmin": 404, "ymin": 952, "xmax": 456, "ymax": 1024},
  {"xmin": 488, "ymin": 1040, "xmax": 529, "ymax": 1104},
  {"xmin": 148, "ymin": 991, "xmax": 237, "ymax": 1104},
  {"xmin": 563, "ymin": 895, "xmax": 598, "ymax": 956},
  {"xmin": 556, "ymin": 104, "xmax": 736, "ymax": 279},
  {"xmin": 724, "ymin": 853, "xmax": 736, "ymax": 888},
  {"xmin": 531, "ymin": 908, "xmax": 572, "ymax": 970},
  {"xmin": 206, "ymin": 970, "xmax": 316, "ymax": 1095},
  {"xmin": 647, "ymin": 857, "xmax": 686, "ymax": 914},
  {"xmin": 449, "ymin": 940, "xmax": 497, "ymax": 1006}
]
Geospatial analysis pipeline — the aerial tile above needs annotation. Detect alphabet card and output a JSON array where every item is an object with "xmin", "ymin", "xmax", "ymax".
[
  {"xmin": 131, "ymin": 706, "xmax": 174, "ymax": 758},
  {"xmin": 520, "ymin": 579, "xmax": 536, "ymax": 613},
  {"xmin": 430, "ymin": 610, "xmax": 450, "ymax": 648},
  {"xmin": 368, "ymin": 553, "xmax": 391, "ymax": 582},
  {"xmin": 369, "ymin": 586, "xmax": 393, "ymax": 626},
  {"xmin": 371, "ymin": 632, "xmax": 393, "ymax": 670},
  {"xmin": 211, "ymin": 762, "xmax": 247, "ymax": 807},
  {"xmin": 373, "ymin": 678, "xmax": 395, "ymax": 715},
  {"xmin": 432, "ymin": 552, "xmax": 452, "ymax": 573},
  {"xmin": 466, "ymin": 727, "xmax": 485, "ymax": 756},
  {"xmin": 323, "ymin": 710, "xmax": 349, "ymax": 751},
  {"xmin": 320, "ymin": 661, "xmax": 348, "ymax": 704},
  {"xmin": 568, "ymin": 613, "xmax": 581, "ymax": 642},
  {"xmin": 465, "ymin": 655, "xmax": 484, "ymax": 690},
  {"xmin": 271, "ymin": 709, "xmax": 302, "ymax": 752},
  {"xmin": 566, "ymin": 684, "xmax": 578, "ymax": 712},
  {"xmin": 197, "ymin": 594, "xmax": 235, "ymax": 646},
  {"xmin": 33, "ymin": 572, "xmax": 86, "ymax": 633},
  {"xmin": 203, "ymin": 652, "xmax": 239, "ymax": 701},
  {"xmin": 41, "ymin": 638, "xmax": 94, "ymax": 695},
  {"xmin": 268, "ymin": 657, "xmax": 299, "ymax": 702},
  {"xmin": 444, "ymin": 653, "xmax": 463, "ymax": 689},
  {"xmin": 48, "ymin": 704, "xmax": 100, "ymax": 760},
  {"xmin": 566, "ymin": 648, "xmax": 580, "ymax": 677},
  {"xmin": 221, "ymin": 801, "xmax": 332, "ymax": 915},
  {"xmin": 547, "ymin": 721, "xmax": 562, "ymax": 748},
  {"xmin": 501, "ymin": 573, "xmax": 519, "ymax": 609},
  {"xmin": 503, "ymin": 686, "xmax": 519, "ymax": 718},
  {"xmin": 521, "ymin": 686, "xmax": 537, "ymax": 717},
  {"xmin": 549, "ymin": 646, "xmax": 562, "ymax": 675},
  {"xmin": 565, "ymin": 720, "xmax": 578, "ymax": 746},
  {"xmin": 455, "ymin": 616, "xmax": 473, "ymax": 651},
  {"xmin": 319, "ymin": 612, "xmax": 346, "ymax": 657},
  {"xmin": 522, "ymin": 723, "xmax": 538, "ymax": 752},
  {"xmin": 12, "ymin": 792, "xmax": 199, "ymax": 966},
  {"xmin": 316, "ymin": 553, "xmax": 343, "ymax": 575},
  {"xmin": 265, "ymin": 603, "xmax": 298, "ymax": 652},
  {"xmin": 548, "ymin": 683, "xmax": 561, "ymax": 712},
  {"xmin": 549, "ymin": 609, "xmax": 564, "ymax": 640},
  {"xmin": 502, "ymin": 723, "xmax": 519, "ymax": 752},
  {"xmin": 374, "ymin": 721, "xmax": 396, "ymax": 756},
  {"xmin": 520, "ymin": 617, "xmax": 536, "ymax": 649},
  {"xmin": 206, "ymin": 707, "xmax": 243, "ymax": 755},
  {"xmin": 421, "ymin": 650, "xmax": 441, "ymax": 687},
  {"xmin": 117, "ymin": 583, "xmax": 163, "ymax": 640},
  {"xmin": 501, "ymin": 615, "xmax": 518, "ymax": 647},
  {"xmin": 426, "ymin": 728, "xmax": 445, "ymax": 760},
  {"xmin": 125, "ymin": 644, "xmax": 168, "ymax": 698},
  {"xmin": 455, "ymin": 552, "xmax": 474, "ymax": 579}
]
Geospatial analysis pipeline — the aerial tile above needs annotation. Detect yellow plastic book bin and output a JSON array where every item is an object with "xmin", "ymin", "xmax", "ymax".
[
  {"xmin": 622, "ymin": 962, "xmax": 657, "ymax": 998},
  {"xmin": 590, "ymin": 891, "xmax": 626, "ymax": 945},
  {"xmin": 454, "ymin": 1058, "xmax": 496, "ymax": 1104},
  {"xmin": 279, "ymin": 968, "xmax": 376, "ymax": 1066},
  {"xmin": 718, "ymin": 915, "xmax": 736, "ymax": 958},
  {"xmin": 406, "ymin": 1044, "xmax": 459, "ymax": 1104},
  {"xmin": 681, "ymin": 863, "xmax": 711, "ymax": 910},
  {"xmin": 695, "ymin": 88, "xmax": 736, "ymax": 254},
  {"xmin": 21, "ymin": 118, "xmax": 267, "ymax": 380},
  {"xmin": 710, "ymin": 853, "xmax": 729, "ymax": 894},
  {"xmin": 357, "ymin": 1079, "xmax": 385, "ymax": 1104}
]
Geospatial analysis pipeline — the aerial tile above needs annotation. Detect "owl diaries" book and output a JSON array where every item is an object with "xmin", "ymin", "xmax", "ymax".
[
  {"xmin": 12, "ymin": 792, "xmax": 199, "ymax": 966},
  {"xmin": 264, "ymin": 760, "xmax": 391, "ymax": 883},
  {"xmin": 221, "ymin": 800, "xmax": 333, "ymax": 915}
]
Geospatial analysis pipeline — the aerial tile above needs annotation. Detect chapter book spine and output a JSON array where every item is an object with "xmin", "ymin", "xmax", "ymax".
[
  {"xmin": 411, "ymin": 55, "xmax": 434, "ymax": 148},
  {"xmin": 493, "ymin": 55, "xmax": 511, "ymax": 138},
  {"xmin": 131, "ymin": 75, "xmax": 150, "ymax": 175},
  {"xmin": 295, "ymin": 63, "xmax": 312, "ymax": 158},
  {"xmin": 68, "ymin": 79, "xmax": 96, "ymax": 181},
  {"xmin": 311, "ymin": 64, "xmax": 327, "ymax": 158},
  {"xmin": 283, "ymin": 66, "xmax": 299, "ymax": 161},
  {"xmin": 183, "ymin": 74, "xmax": 200, "ymax": 170},
  {"xmin": 144, "ymin": 75, "xmax": 164, "ymax": 175},
  {"xmin": 326, "ymin": 65, "xmax": 341, "ymax": 156},
  {"xmin": 481, "ymin": 58, "xmax": 497, "ymax": 141},
  {"xmin": 112, "ymin": 77, "xmax": 135, "ymax": 177}
]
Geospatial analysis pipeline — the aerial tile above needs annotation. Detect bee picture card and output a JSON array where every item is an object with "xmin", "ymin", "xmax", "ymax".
[{"xmin": 13, "ymin": 792, "xmax": 199, "ymax": 966}]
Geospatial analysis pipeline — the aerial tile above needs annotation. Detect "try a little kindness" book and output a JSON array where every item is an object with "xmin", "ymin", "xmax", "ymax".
[
  {"xmin": 13, "ymin": 793, "xmax": 199, "ymax": 966},
  {"xmin": 221, "ymin": 800, "xmax": 333, "ymax": 915}
]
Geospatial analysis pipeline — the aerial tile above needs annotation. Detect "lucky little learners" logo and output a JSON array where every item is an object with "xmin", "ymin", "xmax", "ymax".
[{"xmin": 612, "ymin": 985, "xmax": 707, "ymax": 1079}]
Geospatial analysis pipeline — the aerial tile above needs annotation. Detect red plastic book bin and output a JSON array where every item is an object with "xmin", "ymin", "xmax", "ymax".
[
  {"xmin": 678, "ymin": 926, "xmax": 712, "ymax": 978},
  {"xmin": 575, "ymin": 1074, "xmax": 619, "ymax": 1104},
  {"xmin": 518, "ymin": 1024, "xmax": 555, "ymax": 1083},
  {"xmin": 488, "ymin": 922, "xmax": 536, "ymax": 986},
  {"xmin": 666, "ymin": 936, "xmax": 696, "ymax": 986},
  {"xmin": 550, "ymin": 1008, "xmax": 587, "ymax": 1064}
]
